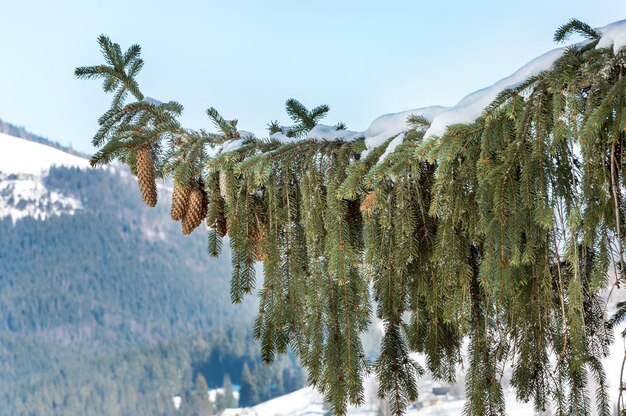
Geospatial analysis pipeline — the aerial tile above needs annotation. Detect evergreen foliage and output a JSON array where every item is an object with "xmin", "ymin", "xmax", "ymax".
[{"xmin": 77, "ymin": 21, "xmax": 626, "ymax": 415}]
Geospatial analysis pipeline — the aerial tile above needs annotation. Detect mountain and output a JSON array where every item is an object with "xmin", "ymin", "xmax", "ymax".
[
  {"xmin": 0, "ymin": 132, "xmax": 90, "ymax": 221},
  {"xmin": 0, "ymin": 129, "xmax": 304, "ymax": 415},
  {"xmin": 0, "ymin": 118, "xmax": 87, "ymax": 157}
]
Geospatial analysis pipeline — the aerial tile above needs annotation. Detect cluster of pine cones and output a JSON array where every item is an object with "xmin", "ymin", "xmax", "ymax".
[
  {"xmin": 134, "ymin": 144, "xmax": 228, "ymax": 236},
  {"xmin": 170, "ymin": 179, "xmax": 209, "ymax": 235}
]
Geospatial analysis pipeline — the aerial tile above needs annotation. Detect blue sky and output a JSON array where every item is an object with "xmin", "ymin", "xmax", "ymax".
[{"xmin": 2, "ymin": 1, "xmax": 626, "ymax": 153}]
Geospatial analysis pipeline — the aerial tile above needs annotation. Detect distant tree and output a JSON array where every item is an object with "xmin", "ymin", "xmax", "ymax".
[
  {"xmin": 191, "ymin": 373, "xmax": 213, "ymax": 416},
  {"xmin": 377, "ymin": 398, "xmax": 398, "ymax": 416},
  {"xmin": 238, "ymin": 363, "xmax": 259, "ymax": 407},
  {"xmin": 282, "ymin": 365, "xmax": 302, "ymax": 394},
  {"xmin": 216, "ymin": 374, "xmax": 237, "ymax": 410}
]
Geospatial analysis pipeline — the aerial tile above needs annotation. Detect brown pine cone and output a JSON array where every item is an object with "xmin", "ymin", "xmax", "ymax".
[
  {"xmin": 218, "ymin": 171, "xmax": 228, "ymax": 199},
  {"xmin": 170, "ymin": 181, "xmax": 190, "ymax": 221},
  {"xmin": 199, "ymin": 179, "xmax": 209, "ymax": 220},
  {"xmin": 136, "ymin": 145, "xmax": 157, "ymax": 207},
  {"xmin": 182, "ymin": 181, "xmax": 208, "ymax": 235},
  {"xmin": 252, "ymin": 228, "xmax": 265, "ymax": 261}
]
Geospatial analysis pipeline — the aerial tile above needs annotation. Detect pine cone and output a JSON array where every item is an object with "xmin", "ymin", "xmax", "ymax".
[
  {"xmin": 211, "ymin": 193, "xmax": 228, "ymax": 237},
  {"xmin": 252, "ymin": 228, "xmax": 265, "ymax": 261},
  {"xmin": 182, "ymin": 180, "xmax": 208, "ymax": 235},
  {"xmin": 200, "ymin": 180, "xmax": 209, "ymax": 219},
  {"xmin": 219, "ymin": 171, "xmax": 228, "ymax": 199},
  {"xmin": 136, "ymin": 145, "xmax": 157, "ymax": 207},
  {"xmin": 170, "ymin": 181, "xmax": 190, "ymax": 221}
]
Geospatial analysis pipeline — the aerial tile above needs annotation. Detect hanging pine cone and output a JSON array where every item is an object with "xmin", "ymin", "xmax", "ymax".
[
  {"xmin": 200, "ymin": 179, "xmax": 209, "ymax": 219},
  {"xmin": 170, "ymin": 180, "xmax": 190, "ymax": 221},
  {"xmin": 252, "ymin": 228, "xmax": 265, "ymax": 261},
  {"xmin": 218, "ymin": 171, "xmax": 228, "ymax": 199},
  {"xmin": 182, "ymin": 180, "xmax": 208, "ymax": 235},
  {"xmin": 251, "ymin": 206, "xmax": 265, "ymax": 261},
  {"xmin": 136, "ymin": 144, "xmax": 157, "ymax": 207}
]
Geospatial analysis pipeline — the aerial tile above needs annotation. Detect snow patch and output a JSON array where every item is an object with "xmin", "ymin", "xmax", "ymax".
[
  {"xmin": 362, "ymin": 106, "xmax": 446, "ymax": 157},
  {"xmin": 220, "ymin": 139, "xmax": 245, "ymax": 153},
  {"xmin": 423, "ymin": 48, "xmax": 565, "ymax": 139},
  {"xmin": 597, "ymin": 19, "xmax": 626, "ymax": 53},
  {"xmin": 252, "ymin": 387, "xmax": 325, "ymax": 416},
  {"xmin": 0, "ymin": 172, "xmax": 83, "ymax": 222},
  {"xmin": 0, "ymin": 133, "xmax": 90, "ymax": 221},
  {"xmin": 248, "ymin": 386, "xmax": 535, "ymax": 416},
  {"xmin": 238, "ymin": 130, "xmax": 256, "ymax": 139},
  {"xmin": 266, "ymin": 106, "xmax": 446, "ymax": 157},
  {"xmin": 306, "ymin": 124, "xmax": 363, "ymax": 141},
  {"xmin": 377, "ymin": 132, "xmax": 405, "ymax": 164},
  {"xmin": 0, "ymin": 132, "xmax": 89, "ymax": 175},
  {"xmin": 143, "ymin": 96, "xmax": 164, "ymax": 106}
]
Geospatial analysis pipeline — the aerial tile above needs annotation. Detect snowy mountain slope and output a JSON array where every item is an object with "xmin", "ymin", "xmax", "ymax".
[
  {"xmin": 0, "ymin": 172, "xmax": 83, "ymax": 221},
  {"xmin": 0, "ymin": 132, "xmax": 89, "ymax": 175},
  {"xmin": 252, "ymin": 387, "xmax": 325, "ymax": 416},
  {"xmin": 0, "ymin": 132, "xmax": 90, "ymax": 221}
]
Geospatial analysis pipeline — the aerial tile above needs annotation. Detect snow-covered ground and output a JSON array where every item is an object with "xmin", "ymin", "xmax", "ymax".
[
  {"xmin": 0, "ymin": 132, "xmax": 89, "ymax": 221},
  {"xmin": 252, "ymin": 387, "xmax": 326, "ymax": 416},
  {"xmin": 246, "ymin": 382, "xmax": 534, "ymax": 416},
  {"xmin": 0, "ymin": 172, "xmax": 83, "ymax": 221},
  {"xmin": 0, "ymin": 132, "xmax": 89, "ymax": 175},
  {"xmin": 242, "ymin": 324, "xmax": 626, "ymax": 416}
]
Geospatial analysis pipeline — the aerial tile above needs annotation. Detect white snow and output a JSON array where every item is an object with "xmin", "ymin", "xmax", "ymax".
[
  {"xmin": 305, "ymin": 124, "xmax": 363, "ymax": 142},
  {"xmin": 377, "ymin": 132, "xmax": 405, "ymax": 164},
  {"xmin": 143, "ymin": 96, "xmax": 164, "ymax": 106},
  {"xmin": 247, "ymin": 386, "xmax": 536, "ymax": 416},
  {"xmin": 361, "ymin": 106, "xmax": 447, "ymax": 157},
  {"xmin": 0, "ymin": 132, "xmax": 89, "ymax": 175},
  {"xmin": 220, "ymin": 139, "xmax": 245, "ymax": 153},
  {"xmin": 252, "ymin": 386, "xmax": 325, "ymax": 416},
  {"xmin": 423, "ymin": 47, "xmax": 565, "ymax": 139},
  {"xmin": 214, "ymin": 131, "xmax": 258, "ymax": 154},
  {"xmin": 247, "ymin": 316, "xmax": 626, "ymax": 416},
  {"xmin": 0, "ymin": 133, "xmax": 90, "ymax": 221},
  {"xmin": 596, "ymin": 19, "xmax": 626, "ymax": 53},
  {"xmin": 0, "ymin": 172, "xmax": 83, "ymax": 221},
  {"xmin": 208, "ymin": 387, "xmax": 240, "ymax": 403},
  {"xmin": 238, "ymin": 130, "xmax": 256, "ymax": 139},
  {"xmin": 267, "ymin": 106, "xmax": 447, "ymax": 157},
  {"xmin": 220, "ymin": 19, "xmax": 626, "ymax": 164}
]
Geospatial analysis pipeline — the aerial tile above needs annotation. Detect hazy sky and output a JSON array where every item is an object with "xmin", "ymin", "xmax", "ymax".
[{"xmin": 2, "ymin": 1, "xmax": 626, "ymax": 153}]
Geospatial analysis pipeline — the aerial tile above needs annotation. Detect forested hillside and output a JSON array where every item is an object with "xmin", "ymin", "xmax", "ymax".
[{"xmin": 0, "ymin": 158, "xmax": 304, "ymax": 415}]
